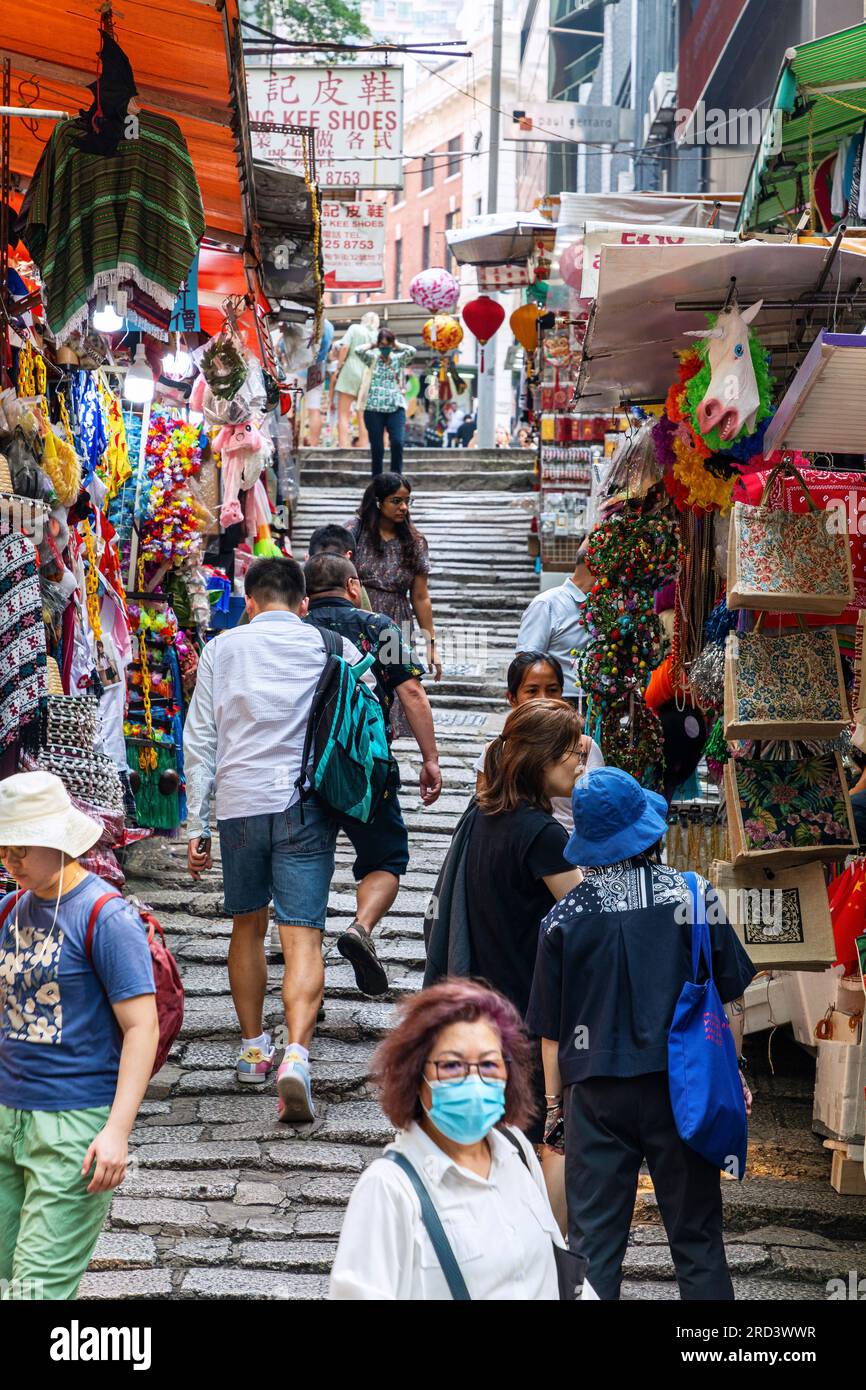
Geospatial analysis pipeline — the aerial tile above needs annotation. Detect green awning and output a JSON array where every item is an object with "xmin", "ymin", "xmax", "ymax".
[{"xmin": 737, "ymin": 21, "xmax": 866, "ymax": 234}]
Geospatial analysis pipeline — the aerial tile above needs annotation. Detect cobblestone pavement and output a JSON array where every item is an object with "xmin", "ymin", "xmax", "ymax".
[{"xmin": 88, "ymin": 457, "xmax": 866, "ymax": 1300}]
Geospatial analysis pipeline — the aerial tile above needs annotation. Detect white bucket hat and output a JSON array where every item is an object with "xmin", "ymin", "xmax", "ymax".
[{"xmin": 0, "ymin": 770, "xmax": 103, "ymax": 858}]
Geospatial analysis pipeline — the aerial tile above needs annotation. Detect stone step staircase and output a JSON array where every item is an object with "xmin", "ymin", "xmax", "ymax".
[
  {"xmin": 92, "ymin": 459, "xmax": 866, "ymax": 1302},
  {"xmin": 299, "ymin": 446, "xmax": 537, "ymax": 492}
]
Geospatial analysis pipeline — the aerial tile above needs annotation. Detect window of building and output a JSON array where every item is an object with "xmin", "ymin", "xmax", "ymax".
[
  {"xmin": 394, "ymin": 237, "xmax": 403, "ymax": 299},
  {"xmin": 447, "ymin": 135, "xmax": 461, "ymax": 178},
  {"xmin": 421, "ymin": 222, "xmax": 431, "ymax": 267},
  {"xmin": 475, "ymin": 195, "xmax": 483, "ymax": 217},
  {"xmin": 421, "ymin": 153, "xmax": 435, "ymax": 190}
]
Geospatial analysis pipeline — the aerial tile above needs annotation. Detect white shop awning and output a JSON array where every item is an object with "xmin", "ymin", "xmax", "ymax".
[
  {"xmin": 445, "ymin": 212, "xmax": 555, "ymax": 267},
  {"xmin": 577, "ymin": 239, "xmax": 866, "ymax": 408}
]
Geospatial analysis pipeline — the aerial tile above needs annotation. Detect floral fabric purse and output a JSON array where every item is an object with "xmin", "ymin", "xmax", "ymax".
[
  {"xmin": 723, "ymin": 620, "xmax": 849, "ymax": 742},
  {"xmin": 727, "ymin": 460, "xmax": 854, "ymax": 615},
  {"xmin": 724, "ymin": 751, "xmax": 857, "ymax": 868}
]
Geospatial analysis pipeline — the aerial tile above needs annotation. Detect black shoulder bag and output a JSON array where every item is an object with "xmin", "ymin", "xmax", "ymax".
[{"xmin": 386, "ymin": 1136, "xmax": 588, "ymax": 1301}]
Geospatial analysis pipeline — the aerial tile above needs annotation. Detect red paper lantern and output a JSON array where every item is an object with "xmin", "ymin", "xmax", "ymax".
[{"xmin": 462, "ymin": 296, "xmax": 506, "ymax": 370}]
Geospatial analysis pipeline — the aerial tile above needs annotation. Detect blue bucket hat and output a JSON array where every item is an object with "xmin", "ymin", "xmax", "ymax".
[{"xmin": 565, "ymin": 767, "xmax": 668, "ymax": 867}]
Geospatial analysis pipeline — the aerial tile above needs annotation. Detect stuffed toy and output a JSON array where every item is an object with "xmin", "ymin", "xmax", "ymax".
[
  {"xmin": 214, "ymin": 420, "xmax": 271, "ymax": 528},
  {"xmin": 243, "ymin": 477, "xmax": 281, "ymax": 556}
]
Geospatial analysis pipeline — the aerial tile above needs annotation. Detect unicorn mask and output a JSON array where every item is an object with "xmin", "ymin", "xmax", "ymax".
[{"xmin": 685, "ymin": 300, "xmax": 763, "ymax": 443}]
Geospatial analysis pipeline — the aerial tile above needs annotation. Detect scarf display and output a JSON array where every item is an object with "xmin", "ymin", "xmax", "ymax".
[
  {"xmin": 0, "ymin": 533, "xmax": 48, "ymax": 753},
  {"xmin": 23, "ymin": 111, "xmax": 204, "ymax": 342}
]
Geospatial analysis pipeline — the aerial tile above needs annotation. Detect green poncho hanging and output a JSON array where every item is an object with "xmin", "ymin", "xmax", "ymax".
[{"xmin": 23, "ymin": 111, "xmax": 204, "ymax": 342}]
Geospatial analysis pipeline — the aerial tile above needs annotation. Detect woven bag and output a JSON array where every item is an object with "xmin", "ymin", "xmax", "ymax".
[{"xmin": 727, "ymin": 459, "xmax": 854, "ymax": 615}]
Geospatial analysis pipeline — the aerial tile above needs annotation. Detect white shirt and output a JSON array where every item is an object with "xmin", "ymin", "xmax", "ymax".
[
  {"xmin": 473, "ymin": 736, "xmax": 605, "ymax": 831},
  {"xmin": 329, "ymin": 1122, "xmax": 566, "ymax": 1302},
  {"xmin": 516, "ymin": 578, "xmax": 591, "ymax": 676},
  {"xmin": 183, "ymin": 611, "xmax": 364, "ymax": 839}
]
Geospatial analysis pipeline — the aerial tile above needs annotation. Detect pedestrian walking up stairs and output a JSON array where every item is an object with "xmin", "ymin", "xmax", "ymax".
[{"xmin": 91, "ymin": 465, "xmax": 866, "ymax": 1301}]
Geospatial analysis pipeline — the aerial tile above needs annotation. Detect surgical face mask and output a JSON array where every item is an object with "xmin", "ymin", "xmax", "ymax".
[
  {"xmin": 379, "ymin": 345, "xmax": 392, "ymax": 356},
  {"xmin": 423, "ymin": 1074, "xmax": 506, "ymax": 1145}
]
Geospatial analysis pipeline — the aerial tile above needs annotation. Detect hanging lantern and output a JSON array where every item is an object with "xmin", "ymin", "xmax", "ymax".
[
  {"xmin": 510, "ymin": 304, "xmax": 541, "ymax": 354},
  {"xmin": 462, "ymin": 296, "xmax": 506, "ymax": 371},
  {"xmin": 410, "ymin": 268, "xmax": 460, "ymax": 314},
  {"xmin": 526, "ymin": 280, "xmax": 549, "ymax": 308},
  {"xmin": 558, "ymin": 240, "xmax": 584, "ymax": 290},
  {"xmin": 422, "ymin": 314, "xmax": 463, "ymax": 356}
]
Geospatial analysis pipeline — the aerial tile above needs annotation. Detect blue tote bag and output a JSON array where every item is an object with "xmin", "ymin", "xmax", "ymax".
[{"xmin": 668, "ymin": 872, "xmax": 748, "ymax": 1178}]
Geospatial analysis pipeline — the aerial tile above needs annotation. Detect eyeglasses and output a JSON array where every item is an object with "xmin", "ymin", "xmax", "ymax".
[
  {"xmin": 384, "ymin": 496, "xmax": 412, "ymax": 507},
  {"xmin": 425, "ymin": 1056, "xmax": 510, "ymax": 1083},
  {"xmin": 0, "ymin": 846, "xmax": 27, "ymax": 861}
]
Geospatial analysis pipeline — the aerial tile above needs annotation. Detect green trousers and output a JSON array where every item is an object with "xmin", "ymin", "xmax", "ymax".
[{"xmin": 0, "ymin": 1103, "xmax": 114, "ymax": 1299}]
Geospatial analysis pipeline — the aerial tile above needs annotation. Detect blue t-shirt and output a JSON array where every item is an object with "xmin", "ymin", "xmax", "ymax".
[{"xmin": 0, "ymin": 874, "xmax": 156, "ymax": 1111}]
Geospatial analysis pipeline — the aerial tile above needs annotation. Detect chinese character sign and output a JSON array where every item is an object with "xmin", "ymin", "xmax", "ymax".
[
  {"xmin": 247, "ymin": 66, "xmax": 404, "ymax": 190},
  {"xmin": 321, "ymin": 201, "xmax": 386, "ymax": 290},
  {"xmin": 170, "ymin": 252, "xmax": 200, "ymax": 334}
]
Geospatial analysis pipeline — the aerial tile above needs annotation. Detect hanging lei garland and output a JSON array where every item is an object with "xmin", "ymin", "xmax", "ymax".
[
  {"xmin": 576, "ymin": 511, "xmax": 680, "ymax": 787},
  {"xmin": 141, "ymin": 411, "xmax": 207, "ymax": 565},
  {"xmin": 654, "ymin": 341, "xmax": 777, "ymax": 511},
  {"xmin": 200, "ymin": 338, "xmax": 247, "ymax": 401}
]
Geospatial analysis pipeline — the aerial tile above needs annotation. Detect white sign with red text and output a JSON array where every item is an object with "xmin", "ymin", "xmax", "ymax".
[
  {"xmin": 321, "ymin": 200, "xmax": 386, "ymax": 290},
  {"xmin": 578, "ymin": 222, "xmax": 735, "ymax": 300},
  {"xmin": 247, "ymin": 66, "xmax": 404, "ymax": 190}
]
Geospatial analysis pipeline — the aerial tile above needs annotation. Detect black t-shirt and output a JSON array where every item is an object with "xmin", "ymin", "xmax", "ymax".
[
  {"xmin": 305, "ymin": 598, "xmax": 423, "ymax": 739},
  {"xmin": 465, "ymin": 801, "xmax": 571, "ymax": 1019}
]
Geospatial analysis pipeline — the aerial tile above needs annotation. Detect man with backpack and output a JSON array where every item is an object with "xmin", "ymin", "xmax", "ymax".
[
  {"xmin": 303, "ymin": 553, "xmax": 442, "ymax": 997},
  {"xmin": 183, "ymin": 557, "xmax": 371, "ymax": 1123}
]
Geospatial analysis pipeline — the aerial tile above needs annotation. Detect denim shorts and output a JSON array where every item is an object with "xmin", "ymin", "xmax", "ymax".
[{"xmin": 217, "ymin": 796, "xmax": 337, "ymax": 929}]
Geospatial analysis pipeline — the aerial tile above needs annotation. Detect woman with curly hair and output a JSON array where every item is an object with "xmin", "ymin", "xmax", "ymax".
[
  {"xmin": 347, "ymin": 473, "xmax": 440, "ymax": 734},
  {"xmin": 329, "ymin": 979, "xmax": 576, "ymax": 1301}
]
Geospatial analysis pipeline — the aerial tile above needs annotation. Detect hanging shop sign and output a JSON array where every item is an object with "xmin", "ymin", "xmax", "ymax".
[
  {"xmin": 321, "ymin": 200, "xmax": 386, "ymax": 291},
  {"xmin": 578, "ymin": 222, "xmax": 735, "ymax": 300},
  {"xmin": 247, "ymin": 66, "xmax": 404, "ymax": 190},
  {"xmin": 170, "ymin": 252, "xmax": 200, "ymax": 335},
  {"xmin": 507, "ymin": 103, "xmax": 634, "ymax": 144}
]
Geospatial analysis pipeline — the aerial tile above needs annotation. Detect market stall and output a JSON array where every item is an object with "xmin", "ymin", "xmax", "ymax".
[
  {"xmin": 0, "ymin": 7, "xmax": 321, "ymax": 882},
  {"xmin": 555, "ymin": 221, "xmax": 866, "ymax": 1196}
]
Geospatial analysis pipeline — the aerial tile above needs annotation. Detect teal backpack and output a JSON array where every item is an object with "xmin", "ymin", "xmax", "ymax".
[{"xmin": 297, "ymin": 628, "xmax": 392, "ymax": 822}]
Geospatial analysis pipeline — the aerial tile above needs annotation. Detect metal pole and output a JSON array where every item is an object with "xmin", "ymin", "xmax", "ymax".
[{"xmin": 477, "ymin": 0, "xmax": 504, "ymax": 450}]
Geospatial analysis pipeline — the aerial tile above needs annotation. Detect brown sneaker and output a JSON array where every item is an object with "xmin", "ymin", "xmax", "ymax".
[{"xmin": 337, "ymin": 923, "xmax": 389, "ymax": 997}]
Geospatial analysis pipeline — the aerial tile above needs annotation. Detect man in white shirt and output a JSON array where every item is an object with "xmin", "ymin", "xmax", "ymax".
[
  {"xmin": 184, "ymin": 557, "xmax": 366, "ymax": 1125},
  {"xmin": 515, "ymin": 542, "xmax": 593, "ymax": 699}
]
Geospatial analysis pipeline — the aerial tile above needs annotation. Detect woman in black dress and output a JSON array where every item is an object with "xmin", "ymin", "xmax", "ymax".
[{"xmin": 466, "ymin": 698, "xmax": 586, "ymax": 1226}]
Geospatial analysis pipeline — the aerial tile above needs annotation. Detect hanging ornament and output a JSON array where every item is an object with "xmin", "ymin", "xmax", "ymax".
[
  {"xmin": 526, "ymin": 279, "xmax": 549, "ymax": 307},
  {"xmin": 422, "ymin": 314, "xmax": 463, "ymax": 355},
  {"xmin": 409, "ymin": 268, "xmax": 460, "ymax": 314},
  {"xmin": 461, "ymin": 296, "xmax": 505, "ymax": 372},
  {"xmin": 510, "ymin": 303, "xmax": 540, "ymax": 354}
]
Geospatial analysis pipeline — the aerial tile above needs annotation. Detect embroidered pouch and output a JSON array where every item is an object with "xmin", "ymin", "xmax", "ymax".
[
  {"xmin": 727, "ymin": 460, "xmax": 853, "ymax": 615},
  {"xmin": 710, "ymin": 859, "xmax": 835, "ymax": 970},
  {"xmin": 724, "ymin": 626, "xmax": 848, "ymax": 741},
  {"xmin": 724, "ymin": 752, "xmax": 857, "ymax": 868}
]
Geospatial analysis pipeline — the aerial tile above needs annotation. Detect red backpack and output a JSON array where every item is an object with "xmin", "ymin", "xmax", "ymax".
[
  {"xmin": 86, "ymin": 893, "xmax": 184, "ymax": 1076},
  {"xmin": 0, "ymin": 888, "xmax": 184, "ymax": 1077}
]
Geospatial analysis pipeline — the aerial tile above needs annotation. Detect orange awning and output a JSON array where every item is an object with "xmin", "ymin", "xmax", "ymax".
[{"xmin": 2, "ymin": 0, "xmax": 251, "ymax": 239}]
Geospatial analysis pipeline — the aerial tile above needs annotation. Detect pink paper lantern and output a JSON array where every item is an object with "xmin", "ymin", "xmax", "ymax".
[
  {"xmin": 558, "ymin": 241, "xmax": 584, "ymax": 290},
  {"xmin": 409, "ymin": 267, "xmax": 460, "ymax": 314}
]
